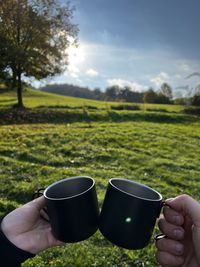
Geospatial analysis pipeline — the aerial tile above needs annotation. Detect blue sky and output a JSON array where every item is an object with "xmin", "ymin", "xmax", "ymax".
[{"xmin": 41, "ymin": 0, "xmax": 200, "ymax": 96}]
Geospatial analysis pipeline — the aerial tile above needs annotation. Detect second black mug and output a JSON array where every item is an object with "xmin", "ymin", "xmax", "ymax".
[{"xmin": 99, "ymin": 178, "xmax": 163, "ymax": 250}]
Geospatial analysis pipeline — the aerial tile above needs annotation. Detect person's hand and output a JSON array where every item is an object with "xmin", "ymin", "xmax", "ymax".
[
  {"xmin": 155, "ymin": 194, "xmax": 200, "ymax": 267},
  {"xmin": 1, "ymin": 197, "xmax": 63, "ymax": 254}
]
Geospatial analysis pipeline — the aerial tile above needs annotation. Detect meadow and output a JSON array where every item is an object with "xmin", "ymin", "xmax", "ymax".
[{"xmin": 0, "ymin": 89, "xmax": 200, "ymax": 266}]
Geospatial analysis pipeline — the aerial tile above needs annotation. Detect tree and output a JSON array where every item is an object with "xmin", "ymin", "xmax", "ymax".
[
  {"xmin": 0, "ymin": 0, "xmax": 78, "ymax": 108},
  {"xmin": 93, "ymin": 88, "xmax": 104, "ymax": 100},
  {"xmin": 118, "ymin": 86, "xmax": 144, "ymax": 103},
  {"xmin": 143, "ymin": 88, "xmax": 157, "ymax": 103},
  {"xmin": 0, "ymin": 34, "xmax": 10, "ymax": 85},
  {"xmin": 104, "ymin": 85, "xmax": 120, "ymax": 101},
  {"xmin": 156, "ymin": 93, "xmax": 171, "ymax": 104},
  {"xmin": 118, "ymin": 86, "xmax": 131, "ymax": 101},
  {"xmin": 190, "ymin": 84, "xmax": 200, "ymax": 106},
  {"xmin": 160, "ymin": 83, "xmax": 173, "ymax": 101}
]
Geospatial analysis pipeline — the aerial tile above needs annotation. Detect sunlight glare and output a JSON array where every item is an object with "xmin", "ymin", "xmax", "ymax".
[{"xmin": 68, "ymin": 43, "xmax": 85, "ymax": 66}]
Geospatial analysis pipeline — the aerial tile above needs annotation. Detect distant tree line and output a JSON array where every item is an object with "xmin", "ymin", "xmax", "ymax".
[
  {"xmin": 143, "ymin": 83, "xmax": 173, "ymax": 104},
  {"xmin": 41, "ymin": 81, "xmax": 200, "ymax": 106},
  {"xmin": 40, "ymin": 82, "xmax": 174, "ymax": 104},
  {"xmin": 41, "ymin": 84, "xmax": 145, "ymax": 102}
]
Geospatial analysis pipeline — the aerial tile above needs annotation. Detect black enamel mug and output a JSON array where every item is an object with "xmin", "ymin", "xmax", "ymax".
[
  {"xmin": 99, "ymin": 178, "xmax": 163, "ymax": 250},
  {"xmin": 43, "ymin": 176, "xmax": 99, "ymax": 243}
]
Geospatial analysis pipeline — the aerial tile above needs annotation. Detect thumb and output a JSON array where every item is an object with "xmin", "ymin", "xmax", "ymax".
[
  {"xmin": 166, "ymin": 194, "xmax": 200, "ymax": 227},
  {"xmin": 25, "ymin": 196, "xmax": 45, "ymax": 211}
]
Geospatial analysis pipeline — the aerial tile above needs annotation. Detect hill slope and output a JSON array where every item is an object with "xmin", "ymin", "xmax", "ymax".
[
  {"xmin": 0, "ymin": 88, "xmax": 184, "ymax": 113},
  {"xmin": 0, "ymin": 88, "xmax": 110, "ymax": 108}
]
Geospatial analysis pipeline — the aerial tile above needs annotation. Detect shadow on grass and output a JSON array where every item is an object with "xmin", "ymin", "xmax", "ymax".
[
  {"xmin": 0, "ymin": 99, "xmax": 16, "ymax": 103},
  {"xmin": 0, "ymin": 107, "xmax": 197, "ymax": 125}
]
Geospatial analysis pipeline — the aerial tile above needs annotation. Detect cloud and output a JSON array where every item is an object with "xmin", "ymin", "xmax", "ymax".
[
  {"xmin": 107, "ymin": 78, "xmax": 147, "ymax": 92},
  {"xmin": 67, "ymin": 65, "xmax": 80, "ymax": 78},
  {"xmin": 179, "ymin": 63, "xmax": 191, "ymax": 72},
  {"xmin": 86, "ymin": 68, "xmax": 99, "ymax": 77},
  {"xmin": 150, "ymin": 72, "xmax": 170, "ymax": 87}
]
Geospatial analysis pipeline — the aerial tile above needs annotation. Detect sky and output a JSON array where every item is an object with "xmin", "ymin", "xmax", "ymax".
[{"xmin": 39, "ymin": 0, "xmax": 200, "ymax": 96}]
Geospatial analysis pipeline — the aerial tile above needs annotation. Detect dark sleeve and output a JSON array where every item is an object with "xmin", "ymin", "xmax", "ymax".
[{"xmin": 0, "ymin": 221, "xmax": 35, "ymax": 267}]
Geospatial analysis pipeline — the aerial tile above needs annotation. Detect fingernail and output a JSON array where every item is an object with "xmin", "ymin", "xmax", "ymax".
[{"xmin": 174, "ymin": 229, "xmax": 184, "ymax": 239}]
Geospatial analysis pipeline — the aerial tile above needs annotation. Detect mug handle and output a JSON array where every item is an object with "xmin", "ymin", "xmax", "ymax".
[
  {"xmin": 32, "ymin": 188, "xmax": 45, "ymax": 199},
  {"xmin": 154, "ymin": 201, "xmax": 170, "ymax": 241},
  {"xmin": 162, "ymin": 201, "xmax": 170, "ymax": 208},
  {"xmin": 32, "ymin": 188, "xmax": 49, "ymax": 222},
  {"xmin": 154, "ymin": 233, "xmax": 167, "ymax": 241}
]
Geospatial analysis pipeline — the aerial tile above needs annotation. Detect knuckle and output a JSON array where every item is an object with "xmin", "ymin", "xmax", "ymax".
[{"xmin": 177, "ymin": 194, "xmax": 190, "ymax": 202}]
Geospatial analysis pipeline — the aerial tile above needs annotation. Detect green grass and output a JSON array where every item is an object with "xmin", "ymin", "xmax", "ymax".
[
  {"xmin": 0, "ymin": 87, "xmax": 184, "ymax": 112},
  {"xmin": 0, "ymin": 88, "xmax": 200, "ymax": 266},
  {"xmin": 0, "ymin": 88, "xmax": 109, "ymax": 108}
]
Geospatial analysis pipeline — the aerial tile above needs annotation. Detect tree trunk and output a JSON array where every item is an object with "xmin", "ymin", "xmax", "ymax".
[
  {"xmin": 12, "ymin": 68, "xmax": 17, "ymax": 90},
  {"xmin": 16, "ymin": 2, "xmax": 24, "ymax": 108},
  {"xmin": 16, "ymin": 67, "xmax": 24, "ymax": 108}
]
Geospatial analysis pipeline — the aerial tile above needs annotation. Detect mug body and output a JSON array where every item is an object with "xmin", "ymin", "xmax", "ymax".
[
  {"xmin": 44, "ymin": 176, "xmax": 99, "ymax": 242},
  {"xmin": 99, "ymin": 178, "xmax": 162, "ymax": 249}
]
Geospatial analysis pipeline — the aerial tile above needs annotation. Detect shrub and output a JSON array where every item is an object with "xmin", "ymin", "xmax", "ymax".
[
  {"xmin": 183, "ymin": 107, "xmax": 200, "ymax": 115},
  {"xmin": 111, "ymin": 105, "xmax": 140, "ymax": 111}
]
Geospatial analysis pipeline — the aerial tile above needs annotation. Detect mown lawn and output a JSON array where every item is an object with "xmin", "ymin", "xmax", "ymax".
[{"xmin": 0, "ymin": 89, "xmax": 200, "ymax": 266}]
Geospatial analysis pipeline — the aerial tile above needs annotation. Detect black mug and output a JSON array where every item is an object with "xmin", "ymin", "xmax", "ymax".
[
  {"xmin": 99, "ymin": 178, "xmax": 163, "ymax": 250},
  {"xmin": 43, "ymin": 176, "xmax": 99, "ymax": 243}
]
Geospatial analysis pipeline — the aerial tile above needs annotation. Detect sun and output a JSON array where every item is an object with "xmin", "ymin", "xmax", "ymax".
[{"xmin": 68, "ymin": 43, "xmax": 85, "ymax": 66}]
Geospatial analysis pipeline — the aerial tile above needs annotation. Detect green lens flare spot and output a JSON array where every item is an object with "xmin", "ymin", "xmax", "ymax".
[{"xmin": 125, "ymin": 217, "xmax": 132, "ymax": 223}]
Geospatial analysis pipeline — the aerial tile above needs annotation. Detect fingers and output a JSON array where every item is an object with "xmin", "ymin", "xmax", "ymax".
[
  {"xmin": 40, "ymin": 208, "xmax": 50, "ymax": 222},
  {"xmin": 156, "ymin": 205, "xmax": 185, "ymax": 266},
  {"xmin": 156, "ymin": 238, "xmax": 184, "ymax": 256},
  {"xmin": 156, "ymin": 194, "xmax": 200, "ymax": 266},
  {"xmin": 155, "ymin": 234, "xmax": 184, "ymax": 266},
  {"xmin": 31, "ymin": 197, "xmax": 50, "ymax": 222},
  {"xmin": 166, "ymin": 195, "xmax": 200, "ymax": 227},
  {"xmin": 163, "ymin": 206, "xmax": 184, "ymax": 226},
  {"xmin": 156, "ymin": 250, "xmax": 184, "ymax": 267},
  {"xmin": 158, "ymin": 217, "xmax": 184, "ymax": 240}
]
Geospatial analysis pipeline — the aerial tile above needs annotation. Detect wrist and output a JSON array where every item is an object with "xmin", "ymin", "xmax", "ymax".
[
  {"xmin": 0, "ymin": 218, "xmax": 35, "ymax": 265},
  {"xmin": 1, "ymin": 217, "xmax": 37, "ymax": 254},
  {"xmin": 1, "ymin": 217, "xmax": 14, "ymax": 243}
]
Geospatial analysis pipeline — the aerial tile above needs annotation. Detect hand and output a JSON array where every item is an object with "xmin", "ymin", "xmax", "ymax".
[
  {"xmin": 1, "ymin": 197, "xmax": 63, "ymax": 254},
  {"xmin": 156, "ymin": 194, "xmax": 200, "ymax": 267}
]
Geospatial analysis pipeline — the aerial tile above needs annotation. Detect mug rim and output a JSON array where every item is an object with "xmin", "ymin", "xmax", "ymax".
[
  {"xmin": 44, "ymin": 176, "xmax": 95, "ymax": 201},
  {"xmin": 109, "ymin": 178, "xmax": 163, "ymax": 202}
]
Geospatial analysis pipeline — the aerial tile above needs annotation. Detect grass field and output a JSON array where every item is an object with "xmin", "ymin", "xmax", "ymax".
[
  {"xmin": 0, "ymin": 89, "xmax": 200, "ymax": 266},
  {"xmin": 0, "ymin": 87, "xmax": 184, "ymax": 112}
]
